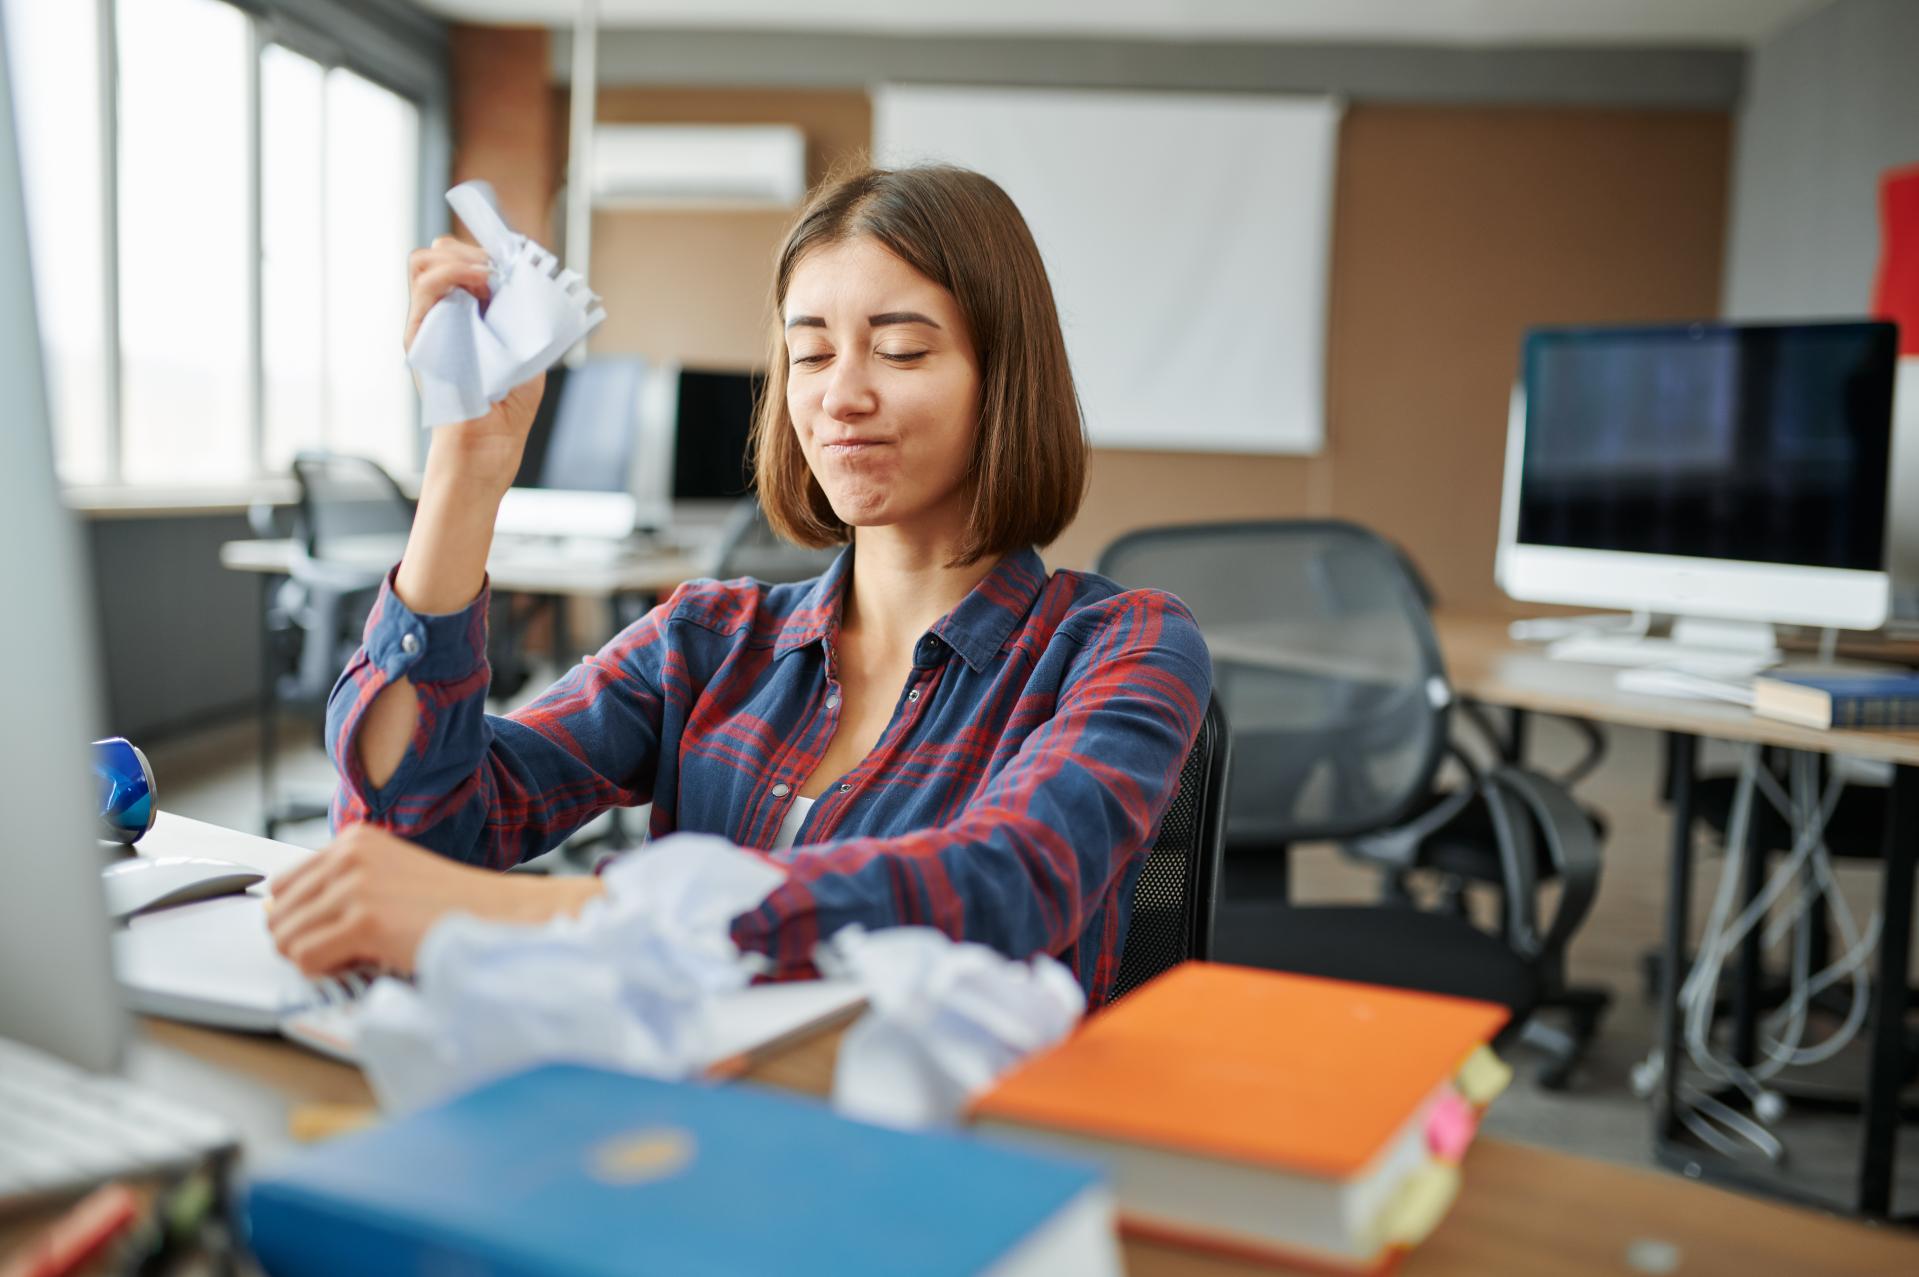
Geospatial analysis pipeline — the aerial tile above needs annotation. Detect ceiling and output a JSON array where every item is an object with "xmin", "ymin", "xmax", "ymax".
[{"xmin": 414, "ymin": 0, "xmax": 1835, "ymax": 48}]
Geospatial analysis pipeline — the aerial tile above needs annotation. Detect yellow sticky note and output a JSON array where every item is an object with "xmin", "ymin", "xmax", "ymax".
[
  {"xmin": 1380, "ymin": 1162, "xmax": 1462, "ymax": 1247},
  {"xmin": 1455, "ymin": 1045, "xmax": 1513, "ymax": 1106}
]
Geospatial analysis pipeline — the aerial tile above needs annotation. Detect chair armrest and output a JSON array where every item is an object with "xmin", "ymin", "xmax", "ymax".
[
  {"xmin": 1486, "ymin": 766, "xmax": 1603, "ymax": 971},
  {"xmin": 1458, "ymin": 700, "xmax": 1608, "ymax": 788}
]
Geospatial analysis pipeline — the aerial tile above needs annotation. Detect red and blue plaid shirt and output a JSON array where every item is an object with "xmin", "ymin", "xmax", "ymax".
[{"xmin": 328, "ymin": 546, "xmax": 1212, "ymax": 1005}]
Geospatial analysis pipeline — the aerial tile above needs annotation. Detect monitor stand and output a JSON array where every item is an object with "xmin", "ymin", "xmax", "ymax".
[{"xmin": 1545, "ymin": 615, "xmax": 1783, "ymax": 679}]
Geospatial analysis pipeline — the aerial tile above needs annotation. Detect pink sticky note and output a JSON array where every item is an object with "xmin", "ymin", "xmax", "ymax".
[{"xmin": 1427, "ymin": 1090, "xmax": 1479, "ymax": 1162}]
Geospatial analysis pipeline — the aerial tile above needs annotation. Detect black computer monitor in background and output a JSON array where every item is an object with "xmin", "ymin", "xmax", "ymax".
[{"xmin": 672, "ymin": 368, "xmax": 760, "ymax": 503}]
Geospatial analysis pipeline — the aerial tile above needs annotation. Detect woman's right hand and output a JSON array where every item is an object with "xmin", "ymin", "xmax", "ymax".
[{"xmin": 405, "ymin": 235, "xmax": 544, "ymax": 497}]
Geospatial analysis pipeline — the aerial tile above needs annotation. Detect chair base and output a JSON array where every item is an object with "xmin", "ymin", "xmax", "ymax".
[
  {"xmin": 1213, "ymin": 900, "xmax": 1540, "ymax": 1029},
  {"xmin": 1518, "ymin": 985, "xmax": 1611, "ymax": 1091}
]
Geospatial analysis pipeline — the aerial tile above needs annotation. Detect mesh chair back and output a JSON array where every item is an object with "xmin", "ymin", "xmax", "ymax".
[
  {"xmin": 1096, "ymin": 521, "xmax": 1449, "ymax": 845},
  {"xmin": 1110, "ymin": 697, "xmax": 1231, "ymax": 1001},
  {"xmin": 712, "ymin": 497, "xmax": 840, "ymax": 584},
  {"xmin": 280, "ymin": 453, "xmax": 414, "ymax": 701},
  {"xmin": 289, "ymin": 452, "xmax": 413, "ymax": 564},
  {"xmin": 540, "ymin": 357, "xmax": 647, "ymax": 493}
]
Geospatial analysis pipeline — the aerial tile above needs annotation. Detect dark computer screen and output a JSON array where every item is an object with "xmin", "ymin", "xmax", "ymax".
[
  {"xmin": 1515, "ymin": 321, "xmax": 1896, "ymax": 571},
  {"xmin": 673, "ymin": 368, "xmax": 761, "ymax": 501}
]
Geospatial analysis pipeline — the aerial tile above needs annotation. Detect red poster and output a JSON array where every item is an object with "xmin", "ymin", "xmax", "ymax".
[{"xmin": 1873, "ymin": 163, "xmax": 1919, "ymax": 356}]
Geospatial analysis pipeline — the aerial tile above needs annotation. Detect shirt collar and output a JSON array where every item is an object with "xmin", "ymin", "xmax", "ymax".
[{"xmin": 773, "ymin": 545, "xmax": 1050, "ymax": 673}]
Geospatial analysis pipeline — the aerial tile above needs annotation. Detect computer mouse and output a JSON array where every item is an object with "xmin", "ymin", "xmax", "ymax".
[{"xmin": 101, "ymin": 856, "xmax": 265, "ymax": 920}]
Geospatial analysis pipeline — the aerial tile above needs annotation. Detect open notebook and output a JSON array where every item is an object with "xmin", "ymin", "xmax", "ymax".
[{"xmin": 112, "ymin": 895, "xmax": 865, "ymax": 1071}]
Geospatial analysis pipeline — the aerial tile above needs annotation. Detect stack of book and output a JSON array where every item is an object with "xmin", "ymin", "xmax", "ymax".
[
  {"xmin": 967, "ymin": 962, "xmax": 1512, "ymax": 1274},
  {"xmin": 1751, "ymin": 670, "xmax": 1919, "ymax": 730},
  {"xmin": 245, "ymin": 1064, "xmax": 1121, "ymax": 1277}
]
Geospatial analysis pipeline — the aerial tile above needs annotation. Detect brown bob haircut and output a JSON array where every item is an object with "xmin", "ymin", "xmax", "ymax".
[{"xmin": 751, "ymin": 163, "xmax": 1087, "ymax": 567}]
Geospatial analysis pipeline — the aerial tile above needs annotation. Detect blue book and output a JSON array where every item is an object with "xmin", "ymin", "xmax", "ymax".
[
  {"xmin": 1752, "ymin": 671, "xmax": 1919, "ymax": 730},
  {"xmin": 244, "ymin": 1064, "xmax": 1118, "ymax": 1277}
]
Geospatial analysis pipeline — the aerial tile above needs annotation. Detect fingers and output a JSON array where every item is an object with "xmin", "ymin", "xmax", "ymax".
[
  {"xmin": 411, "ymin": 261, "xmax": 492, "ymax": 311},
  {"xmin": 267, "ymin": 822, "xmax": 379, "ymax": 922},
  {"xmin": 408, "ymin": 238, "xmax": 488, "ymax": 278},
  {"xmin": 279, "ymin": 905, "xmax": 383, "ymax": 978},
  {"xmin": 268, "ymin": 865, "xmax": 363, "ymax": 973}
]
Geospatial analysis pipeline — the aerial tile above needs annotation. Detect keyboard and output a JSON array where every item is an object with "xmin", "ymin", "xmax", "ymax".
[
  {"xmin": 0, "ymin": 1037, "xmax": 236, "ymax": 1210},
  {"xmin": 1544, "ymin": 633, "xmax": 1779, "ymax": 679}
]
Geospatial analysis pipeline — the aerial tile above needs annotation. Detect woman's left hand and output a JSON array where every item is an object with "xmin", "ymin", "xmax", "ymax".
[{"xmin": 266, "ymin": 823, "xmax": 602, "ymax": 977}]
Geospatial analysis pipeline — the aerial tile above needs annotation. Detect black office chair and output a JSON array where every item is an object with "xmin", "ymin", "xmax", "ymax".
[
  {"xmin": 1097, "ymin": 520, "xmax": 1605, "ymax": 1075},
  {"xmin": 257, "ymin": 452, "xmax": 415, "ymax": 836},
  {"xmin": 1109, "ymin": 697, "xmax": 1231, "ymax": 1002},
  {"xmin": 710, "ymin": 497, "xmax": 840, "ymax": 585}
]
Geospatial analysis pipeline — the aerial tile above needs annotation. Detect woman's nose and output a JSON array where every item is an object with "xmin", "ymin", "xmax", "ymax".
[{"xmin": 821, "ymin": 356, "xmax": 877, "ymax": 420}]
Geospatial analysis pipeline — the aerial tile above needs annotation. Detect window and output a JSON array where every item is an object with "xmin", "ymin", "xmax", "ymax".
[
  {"xmin": 5, "ymin": 0, "xmax": 432, "ymax": 487},
  {"xmin": 6, "ymin": 0, "xmax": 111, "ymax": 483},
  {"xmin": 320, "ymin": 68, "xmax": 419, "ymax": 477},
  {"xmin": 118, "ymin": 0, "xmax": 253, "ymax": 483}
]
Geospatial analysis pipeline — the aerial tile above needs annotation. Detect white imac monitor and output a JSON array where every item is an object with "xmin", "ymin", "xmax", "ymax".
[{"xmin": 1497, "ymin": 321, "xmax": 1898, "ymax": 639}]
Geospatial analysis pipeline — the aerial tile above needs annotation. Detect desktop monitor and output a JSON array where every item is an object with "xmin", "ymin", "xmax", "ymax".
[
  {"xmin": 0, "ymin": 9, "xmax": 125, "ymax": 1073},
  {"xmin": 670, "ymin": 367, "xmax": 760, "ymax": 505},
  {"xmin": 1496, "ymin": 321, "xmax": 1897, "ymax": 633}
]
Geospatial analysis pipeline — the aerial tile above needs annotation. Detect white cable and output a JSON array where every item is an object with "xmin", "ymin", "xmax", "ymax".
[{"xmin": 1669, "ymin": 745, "xmax": 1881, "ymax": 1159}]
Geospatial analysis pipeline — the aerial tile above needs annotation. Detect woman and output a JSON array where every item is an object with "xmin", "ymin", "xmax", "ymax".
[{"xmin": 268, "ymin": 164, "xmax": 1212, "ymax": 1007}]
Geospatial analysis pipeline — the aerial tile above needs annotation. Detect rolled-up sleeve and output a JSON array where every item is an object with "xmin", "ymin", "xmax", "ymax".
[{"xmin": 325, "ymin": 570, "xmax": 670, "ymax": 869}]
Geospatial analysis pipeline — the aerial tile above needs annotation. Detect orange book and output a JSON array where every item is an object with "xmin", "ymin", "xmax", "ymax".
[{"xmin": 967, "ymin": 962, "xmax": 1510, "ymax": 1274}]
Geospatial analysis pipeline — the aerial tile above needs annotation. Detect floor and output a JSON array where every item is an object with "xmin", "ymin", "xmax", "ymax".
[{"xmin": 145, "ymin": 702, "xmax": 1919, "ymax": 1222}]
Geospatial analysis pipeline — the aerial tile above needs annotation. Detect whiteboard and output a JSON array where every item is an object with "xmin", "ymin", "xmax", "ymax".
[{"xmin": 874, "ymin": 85, "xmax": 1340, "ymax": 454}]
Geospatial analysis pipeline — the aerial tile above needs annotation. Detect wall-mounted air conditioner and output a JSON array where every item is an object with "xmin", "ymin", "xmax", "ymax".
[{"xmin": 589, "ymin": 124, "xmax": 807, "ymax": 208}]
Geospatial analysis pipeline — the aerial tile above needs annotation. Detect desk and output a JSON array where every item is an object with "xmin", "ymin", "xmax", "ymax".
[
  {"xmin": 218, "ymin": 536, "xmax": 707, "ymax": 603},
  {"xmin": 1430, "ymin": 613, "xmax": 1919, "ymax": 1219},
  {"xmin": 104, "ymin": 1014, "xmax": 1919, "ymax": 1276}
]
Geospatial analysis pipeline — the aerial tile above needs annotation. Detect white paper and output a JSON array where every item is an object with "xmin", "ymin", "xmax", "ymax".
[
  {"xmin": 819, "ymin": 926, "xmax": 1085, "ymax": 1129},
  {"xmin": 406, "ymin": 181, "xmax": 606, "ymax": 428},
  {"xmin": 354, "ymin": 835, "xmax": 788, "ymax": 1113}
]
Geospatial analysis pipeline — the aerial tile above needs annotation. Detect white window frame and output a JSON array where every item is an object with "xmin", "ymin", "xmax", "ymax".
[{"xmin": 59, "ymin": 0, "xmax": 447, "ymax": 490}]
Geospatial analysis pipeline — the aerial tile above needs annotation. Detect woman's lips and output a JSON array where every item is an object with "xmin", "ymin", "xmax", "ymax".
[{"xmin": 822, "ymin": 440, "xmax": 891, "ymax": 457}]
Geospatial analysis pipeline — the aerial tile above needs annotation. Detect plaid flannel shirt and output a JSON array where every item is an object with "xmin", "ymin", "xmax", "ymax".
[{"xmin": 326, "ymin": 545, "xmax": 1212, "ymax": 1004}]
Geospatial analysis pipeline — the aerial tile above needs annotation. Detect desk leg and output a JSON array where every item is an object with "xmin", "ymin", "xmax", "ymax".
[
  {"xmin": 552, "ymin": 596, "xmax": 573, "ymax": 675},
  {"xmin": 258, "ymin": 573, "xmax": 278, "ymax": 838},
  {"xmin": 1732, "ymin": 771, "xmax": 1769, "ymax": 1068},
  {"xmin": 1656, "ymin": 731, "xmax": 1699, "ymax": 1144},
  {"xmin": 1859, "ymin": 764, "xmax": 1918, "ymax": 1217},
  {"xmin": 1504, "ymin": 708, "xmax": 1530, "ymax": 765}
]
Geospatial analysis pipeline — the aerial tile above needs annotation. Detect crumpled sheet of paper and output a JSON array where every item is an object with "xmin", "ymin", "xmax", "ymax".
[
  {"xmin": 818, "ymin": 926, "xmax": 1085, "ymax": 1129},
  {"xmin": 354, "ymin": 834, "xmax": 784, "ymax": 1114},
  {"xmin": 405, "ymin": 180, "xmax": 606, "ymax": 427}
]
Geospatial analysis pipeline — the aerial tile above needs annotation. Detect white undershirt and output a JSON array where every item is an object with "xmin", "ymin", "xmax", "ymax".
[{"xmin": 773, "ymin": 795, "xmax": 817, "ymax": 851}]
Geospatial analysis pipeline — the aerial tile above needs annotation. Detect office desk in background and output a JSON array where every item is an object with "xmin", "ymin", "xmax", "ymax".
[
  {"xmin": 1429, "ymin": 614, "xmax": 1919, "ymax": 1222},
  {"xmin": 220, "ymin": 536, "xmax": 708, "ymax": 841},
  {"xmin": 218, "ymin": 535, "xmax": 708, "ymax": 604}
]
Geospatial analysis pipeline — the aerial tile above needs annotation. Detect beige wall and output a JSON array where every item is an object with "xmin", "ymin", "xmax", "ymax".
[
  {"xmin": 447, "ymin": 27, "xmax": 558, "ymax": 244},
  {"xmin": 451, "ymin": 32, "xmax": 1731, "ymax": 609},
  {"xmin": 1320, "ymin": 106, "xmax": 1730, "ymax": 612}
]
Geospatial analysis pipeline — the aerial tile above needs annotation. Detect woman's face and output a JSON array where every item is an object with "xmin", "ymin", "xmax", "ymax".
[{"xmin": 783, "ymin": 236, "xmax": 982, "ymax": 541}]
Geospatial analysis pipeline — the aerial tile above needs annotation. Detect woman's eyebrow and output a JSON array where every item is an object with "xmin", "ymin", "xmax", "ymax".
[
  {"xmin": 868, "ymin": 311, "xmax": 941, "ymax": 330},
  {"xmin": 783, "ymin": 310, "xmax": 943, "ymax": 330}
]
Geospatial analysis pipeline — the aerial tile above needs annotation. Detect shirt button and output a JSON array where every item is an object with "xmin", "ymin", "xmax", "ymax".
[
  {"xmin": 772, "ymin": 783, "xmax": 791, "ymax": 798},
  {"xmin": 838, "ymin": 783, "xmax": 852, "ymax": 793},
  {"xmin": 906, "ymin": 689, "xmax": 920, "ymax": 702},
  {"xmin": 400, "ymin": 632, "xmax": 420, "ymax": 656},
  {"xmin": 825, "ymin": 693, "xmax": 841, "ymax": 710}
]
